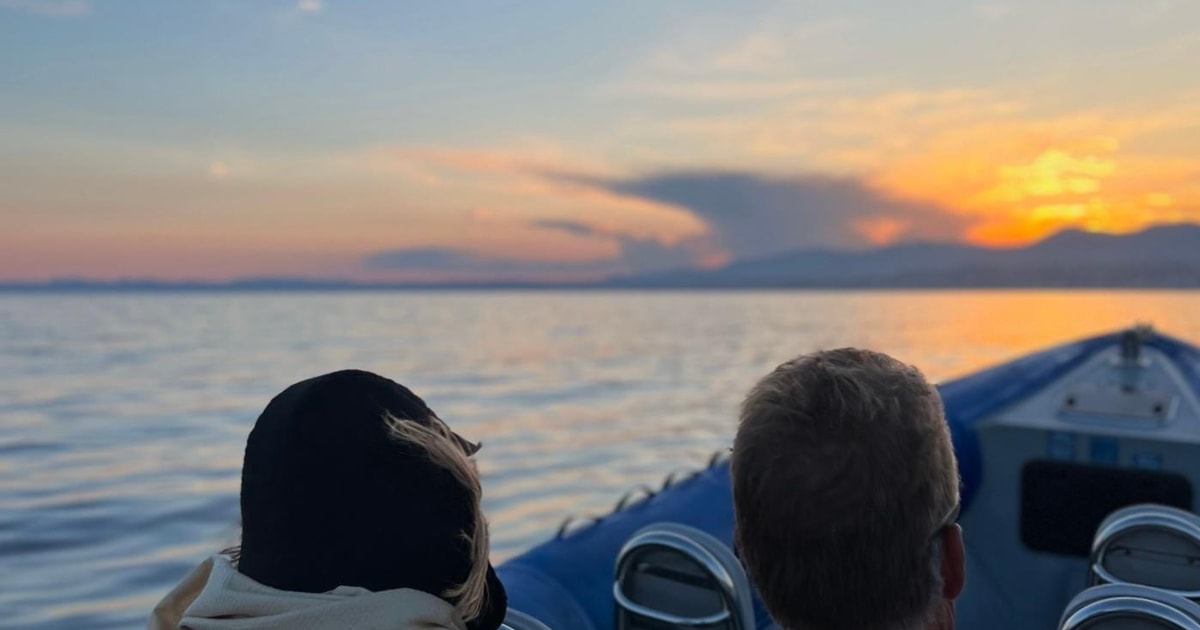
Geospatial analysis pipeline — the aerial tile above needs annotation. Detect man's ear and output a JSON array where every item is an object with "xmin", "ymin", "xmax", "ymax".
[{"xmin": 941, "ymin": 523, "xmax": 966, "ymax": 600}]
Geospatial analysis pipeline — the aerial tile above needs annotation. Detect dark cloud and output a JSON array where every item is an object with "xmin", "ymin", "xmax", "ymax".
[
  {"xmin": 531, "ymin": 219, "xmax": 710, "ymax": 272},
  {"xmin": 366, "ymin": 170, "xmax": 969, "ymax": 280},
  {"xmin": 618, "ymin": 234, "xmax": 710, "ymax": 271},
  {"xmin": 363, "ymin": 247, "xmax": 614, "ymax": 277},
  {"xmin": 566, "ymin": 170, "xmax": 968, "ymax": 259},
  {"xmin": 366, "ymin": 221, "xmax": 708, "ymax": 280}
]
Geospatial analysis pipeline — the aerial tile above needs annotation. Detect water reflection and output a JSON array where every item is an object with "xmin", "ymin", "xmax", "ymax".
[{"xmin": 2, "ymin": 290, "xmax": 1199, "ymax": 628}]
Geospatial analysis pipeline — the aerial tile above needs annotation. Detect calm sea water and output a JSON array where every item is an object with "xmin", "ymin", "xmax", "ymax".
[{"xmin": 4, "ymin": 290, "xmax": 1200, "ymax": 628}]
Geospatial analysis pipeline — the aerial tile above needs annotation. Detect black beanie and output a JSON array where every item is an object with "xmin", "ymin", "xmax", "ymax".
[{"xmin": 237, "ymin": 369, "xmax": 507, "ymax": 630}]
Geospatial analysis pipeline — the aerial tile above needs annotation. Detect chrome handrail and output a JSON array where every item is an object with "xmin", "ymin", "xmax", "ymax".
[
  {"xmin": 614, "ymin": 527, "xmax": 743, "ymax": 628},
  {"xmin": 613, "ymin": 580, "xmax": 731, "ymax": 627},
  {"xmin": 1092, "ymin": 563, "xmax": 1200, "ymax": 602},
  {"xmin": 617, "ymin": 528, "xmax": 738, "ymax": 594},
  {"xmin": 500, "ymin": 609, "xmax": 554, "ymax": 630},
  {"xmin": 1091, "ymin": 504, "xmax": 1200, "ymax": 599},
  {"xmin": 1062, "ymin": 595, "xmax": 1200, "ymax": 629}
]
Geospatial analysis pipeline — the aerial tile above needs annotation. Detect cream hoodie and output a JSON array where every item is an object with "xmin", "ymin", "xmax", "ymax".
[{"xmin": 148, "ymin": 555, "xmax": 469, "ymax": 630}]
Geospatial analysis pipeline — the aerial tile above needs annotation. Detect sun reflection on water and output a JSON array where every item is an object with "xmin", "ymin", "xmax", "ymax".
[{"xmin": 3, "ymin": 290, "xmax": 1200, "ymax": 627}]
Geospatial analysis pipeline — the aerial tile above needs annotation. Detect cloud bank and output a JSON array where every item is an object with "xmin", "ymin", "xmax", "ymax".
[
  {"xmin": 365, "ymin": 168, "xmax": 968, "ymax": 280},
  {"xmin": 583, "ymin": 170, "xmax": 968, "ymax": 257}
]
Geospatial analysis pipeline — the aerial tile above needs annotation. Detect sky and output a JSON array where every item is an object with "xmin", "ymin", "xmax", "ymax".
[{"xmin": 2, "ymin": 0, "xmax": 1198, "ymax": 282}]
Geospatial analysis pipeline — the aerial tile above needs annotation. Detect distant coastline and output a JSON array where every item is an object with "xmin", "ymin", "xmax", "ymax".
[
  {"xmin": 7, "ymin": 223, "xmax": 1200, "ymax": 292},
  {"xmin": 5, "ymin": 280, "xmax": 1200, "ymax": 293}
]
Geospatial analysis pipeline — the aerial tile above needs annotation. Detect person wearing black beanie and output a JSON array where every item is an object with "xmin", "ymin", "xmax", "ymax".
[{"xmin": 149, "ymin": 369, "xmax": 508, "ymax": 630}]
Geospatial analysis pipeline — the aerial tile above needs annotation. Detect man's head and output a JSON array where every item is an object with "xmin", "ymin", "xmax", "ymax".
[{"xmin": 731, "ymin": 349, "xmax": 964, "ymax": 630}]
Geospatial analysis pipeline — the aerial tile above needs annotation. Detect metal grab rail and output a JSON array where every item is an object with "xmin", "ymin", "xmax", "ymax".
[
  {"xmin": 614, "ymin": 524, "xmax": 754, "ymax": 630},
  {"xmin": 1060, "ymin": 585, "xmax": 1200, "ymax": 630},
  {"xmin": 1091, "ymin": 504, "xmax": 1200, "ymax": 600},
  {"xmin": 612, "ymin": 581, "xmax": 731, "ymax": 627}
]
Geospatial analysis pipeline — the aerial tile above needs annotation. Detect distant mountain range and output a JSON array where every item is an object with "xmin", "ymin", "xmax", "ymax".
[
  {"xmin": 613, "ymin": 223, "xmax": 1200, "ymax": 288},
  {"xmin": 5, "ymin": 224, "xmax": 1200, "ymax": 291}
]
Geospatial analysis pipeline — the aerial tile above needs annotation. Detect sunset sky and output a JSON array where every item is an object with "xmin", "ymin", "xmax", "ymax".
[{"xmin": 3, "ymin": 0, "xmax": 1198, "ymax": 281}]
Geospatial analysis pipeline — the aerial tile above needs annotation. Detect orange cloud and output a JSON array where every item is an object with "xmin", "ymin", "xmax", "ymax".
[
  {"xmin": 0, "ymin": 227, "xmax": 357, "ymax": 281},
  {"xmin": 853, "ymin": 216, "xmax": 911, "ymax": 246},
  {"xmin": 618, "ymin": 71, "xmax": 1200, "ymax": 247},
  {"xmin": 868, "ymin": 107, "xmax": 1200, "ymax": 246},
  {"xmin": 979, "ymin": 149, "xmax": 1116, "ymax": 202}
]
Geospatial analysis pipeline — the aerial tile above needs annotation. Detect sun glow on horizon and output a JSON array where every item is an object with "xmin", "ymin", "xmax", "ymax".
[{"xmin": 874, "ymin": 120, "xmax": 1199, "ymax": 247}]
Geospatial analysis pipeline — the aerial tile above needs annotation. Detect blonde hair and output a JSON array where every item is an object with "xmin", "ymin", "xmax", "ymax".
[{"xmin": 384, "ymin": 413, "xmax": 490, "ymax": 624}]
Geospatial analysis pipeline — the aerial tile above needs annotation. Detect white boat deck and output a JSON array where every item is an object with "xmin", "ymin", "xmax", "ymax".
[{"xmin": 960, "ymin": 343, "xmax": 1200, "ymax": 629}]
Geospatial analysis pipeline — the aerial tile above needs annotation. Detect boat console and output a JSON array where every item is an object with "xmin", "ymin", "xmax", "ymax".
[{"xmin": 960, "ymin": 330, "xmax": 1200, "ymax": 628}]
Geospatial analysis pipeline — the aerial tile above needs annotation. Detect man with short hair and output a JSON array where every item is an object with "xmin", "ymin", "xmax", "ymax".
[{"xmin": 731, "ymin": 348, "xmax": 965, "ymax": 630}]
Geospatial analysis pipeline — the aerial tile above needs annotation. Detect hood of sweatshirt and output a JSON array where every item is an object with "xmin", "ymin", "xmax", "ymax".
[{"xmin": 149, "ymin": 555, "xmax": 469, "ymax": 630}]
